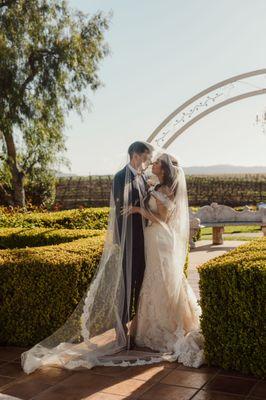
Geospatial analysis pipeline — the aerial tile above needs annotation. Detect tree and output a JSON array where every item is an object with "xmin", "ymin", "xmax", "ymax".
[{"xmin": 0, "ymin": 0, "xmax": 110, "ymax": 207}]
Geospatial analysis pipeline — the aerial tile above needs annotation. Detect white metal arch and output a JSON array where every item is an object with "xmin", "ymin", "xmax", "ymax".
[{"xmin": 147, "ymin": 69, "xmax": 266, "ymax": 149}]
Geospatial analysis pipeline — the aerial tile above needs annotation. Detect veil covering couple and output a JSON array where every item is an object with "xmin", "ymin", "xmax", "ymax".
[{"xmin": 21, "ymin": 141, "xmax": 206, "ymax": 374}]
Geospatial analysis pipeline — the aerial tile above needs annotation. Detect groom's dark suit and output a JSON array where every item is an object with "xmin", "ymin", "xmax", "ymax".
[{"xmin": 113, "ymin": 165, "xmax": 148, "ymax": 325}]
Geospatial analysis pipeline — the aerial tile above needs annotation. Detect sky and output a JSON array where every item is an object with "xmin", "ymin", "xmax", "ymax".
[{"xmin": 61, "ymin": 0, "xmax": 266, "ymax": 175}]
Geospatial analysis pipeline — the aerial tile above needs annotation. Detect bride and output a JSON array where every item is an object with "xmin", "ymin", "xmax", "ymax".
[
  {"xmin": 127, "ymin": 152, "xmax": 205, "ymax": 367},
  {"xmin": 21, "ymin": 143, "xmax": 205, "ymax": 374}
]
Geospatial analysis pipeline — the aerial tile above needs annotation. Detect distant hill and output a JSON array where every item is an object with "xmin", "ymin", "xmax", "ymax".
[
  {"xmin": 182, "ymin": 164, "xmax": 266, "ymax": 175},
  {"xmin": 54, "ymin": 165, "xmax": 266, "ymax": 177},
  {"xmin": 55, "ymin": 171, "xmax": 78, "ymax": 177}
]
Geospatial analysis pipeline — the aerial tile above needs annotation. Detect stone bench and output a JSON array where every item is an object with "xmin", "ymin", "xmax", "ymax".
[{"xmin": 189, "ymin": 202, "xmax": 266, "ymax": 246}]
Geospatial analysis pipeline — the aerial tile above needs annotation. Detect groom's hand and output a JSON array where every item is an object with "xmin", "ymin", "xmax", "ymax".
[
  {"xmin": 120, "ymin": 205, "xmax": 132, "ymax": 216},
  {"xmin": 120, "ymin": 205, "xmax": 141, "ymax": 216}
]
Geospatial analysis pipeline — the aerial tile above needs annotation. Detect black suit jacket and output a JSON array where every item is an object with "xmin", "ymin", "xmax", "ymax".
[{"xmin": 112, "ymin": 165, "xmax": 148, "ymax": 243}]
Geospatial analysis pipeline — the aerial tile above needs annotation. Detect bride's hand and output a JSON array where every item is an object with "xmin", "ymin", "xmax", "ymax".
[
  {"xmin": 146, "ymin": 178, "xmax": 154, "ymax": 187},
  {"xmin": 128, "ymin": 206, "xmax": 141, "ymax": 215}
]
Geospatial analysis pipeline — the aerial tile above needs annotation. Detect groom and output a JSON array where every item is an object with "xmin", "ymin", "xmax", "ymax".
[{"xmin": 113, "ymin": 141, "xmax": 153, "ymax": 348}]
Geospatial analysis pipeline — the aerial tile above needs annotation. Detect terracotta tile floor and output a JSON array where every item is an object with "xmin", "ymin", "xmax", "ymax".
[
  {"xmin": 0, "ymin": 355, "xmax": 263, "ymax": 400},
  {"xmin": 0, "ymin": 240, "xmax": 264, "ymax": 400}
]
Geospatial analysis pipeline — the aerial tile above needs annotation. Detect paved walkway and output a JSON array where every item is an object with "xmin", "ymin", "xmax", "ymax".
[{"xmin": 0, "ymin": 240, "xmax": 264, "ymax": 400}]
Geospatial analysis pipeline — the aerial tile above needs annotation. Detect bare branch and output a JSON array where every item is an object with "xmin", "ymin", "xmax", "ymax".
[
  {"xmin": 19, "ymin": 48, "xmax": 58, "ymax": 98},
  {"xmin": 19, "ymin": 53, "xmax": 39, "ymax": 97}
]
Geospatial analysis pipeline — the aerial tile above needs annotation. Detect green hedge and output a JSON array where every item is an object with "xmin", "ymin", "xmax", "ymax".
[
  {"xmin": 0, "ymin": 235, "xmax": 105, "ymax": 346},
  {"xmin": 0, "ymin": 227, "xmax": 104, "ymax": 249},
  {"xmin": 184, "ymin": 243, "xmax": 189, "ymax": 278},
  {"xmin": 0, "ymin": 226, "xmax": 190, "ymax": 346},
  {"xmin": 198, "ymin": 237, "xmax": 266, "ymax": 378},
  {"xmin": 0, "ymin": 207, "xmax": 110, "ymax": 229}
]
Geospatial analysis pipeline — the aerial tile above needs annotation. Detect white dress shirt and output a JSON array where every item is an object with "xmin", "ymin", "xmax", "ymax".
[
  {"xmin": 127, "ymin": 163, "xmax": 146, "ymax": 195},
  {"xmin": 127, "ymin": 162, "xmax": 138, "ymax": 176}
]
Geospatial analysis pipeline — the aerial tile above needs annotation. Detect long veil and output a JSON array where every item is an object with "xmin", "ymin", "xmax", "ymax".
[{"xmin": 21, "ymin": 143, "xmax": 205, "ymax": 374}]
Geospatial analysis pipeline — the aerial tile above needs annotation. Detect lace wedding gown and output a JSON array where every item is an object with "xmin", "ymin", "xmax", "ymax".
[{"xmin": 132, "ymin": 192, "xmax": 206, "ymax": 368}]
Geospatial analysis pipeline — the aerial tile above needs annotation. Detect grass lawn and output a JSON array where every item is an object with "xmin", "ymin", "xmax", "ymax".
[{"xmin": 200, "ymin": 225, "xmax": 263, "ymax": 241}]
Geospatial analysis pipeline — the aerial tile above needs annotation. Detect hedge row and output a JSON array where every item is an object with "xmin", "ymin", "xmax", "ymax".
[
  {"xmin": 0, "ymin": 234, "xmax": 105, "ymax": 346},
  {"xmin": 0, "ymin": 228, "xmax": 190, "ymax": 346},
  {"xmin": 0, "ymin": 227, "xmax": 104, "ymax": 249},
  {"xmin": 198, "ymin": 237, "xmax": 266, "ymax": 378},
  {"xmin": 0, "ymin": 207, "xmax": 110, "ymax": 229}
]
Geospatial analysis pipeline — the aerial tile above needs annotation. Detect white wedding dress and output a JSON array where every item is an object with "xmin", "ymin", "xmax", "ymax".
[{"xmin": 133, "ymin": 193, "xmax": 206, "ymax": 368}]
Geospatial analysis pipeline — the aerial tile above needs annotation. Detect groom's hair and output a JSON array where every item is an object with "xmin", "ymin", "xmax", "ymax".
[{"xmin": 128, "ymin": 141, "xmax": 150, "ymax": 159}]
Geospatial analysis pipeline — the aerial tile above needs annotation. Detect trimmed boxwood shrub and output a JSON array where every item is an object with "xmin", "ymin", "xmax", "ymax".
[
  {"xmin": 0, "ymin": 228, "xmax": 190, "ymax": 347},
  {"xmin": 0, "ymin": 205, "xmax": 191, "ymax": 346},
  {"xmin": 0, "ymin": 206, "xmax": 192, "ymax": 277},
  {"xmin": 184, "ymin": 243, "xmax": 190, "ymax": 278},
  {"xmin": 198, "ymin": 237, "xmax": 266, "ymax": 378},
  {"xmin": 0, "ymin": 207, "xmax": 110, "ymax": 229},
  {"xmin": 0, "ymin": 227, "xmax": 104, "ymax": 249},
  {"xmin": 0, "ymin": 235, "xmax": 105, "ymax": 346}
]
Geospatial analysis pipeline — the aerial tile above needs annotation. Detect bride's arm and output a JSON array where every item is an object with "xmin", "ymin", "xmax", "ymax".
[
  {"xmin": 123, "ymin": 186, "xmax": 174, "ymax": 223},
  {"xmin": 155, "ymin": 187, "xmax": 174, "ymax": 222},
  {"xmin": 135, "ymin": 206, "xmax": 163, "ymax": 223},
  {"xmin": 128, "ymin": 194, "xmax": 170, "ymax": 223}
]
